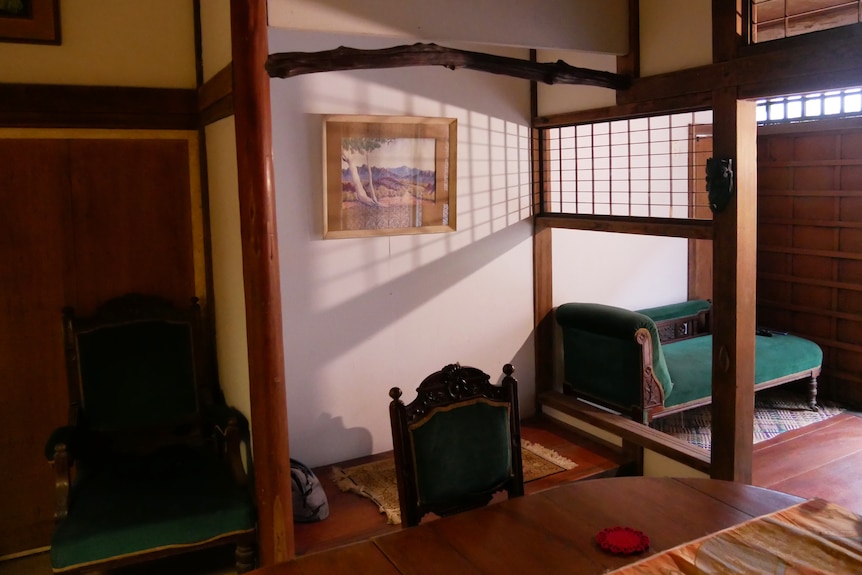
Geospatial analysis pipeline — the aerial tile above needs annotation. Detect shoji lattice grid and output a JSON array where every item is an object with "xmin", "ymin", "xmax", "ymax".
[
  {"xmin": 543, "ymin": 110, "xmax": 714, "ymax": 219},
  {"xmin": 756, "ymin": 87, "xmax": 862, "ymax": 123}
]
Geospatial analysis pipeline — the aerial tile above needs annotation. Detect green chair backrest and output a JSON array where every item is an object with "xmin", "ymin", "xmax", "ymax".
[
  {"xmin": 409, "ymin": 398, "xmax": 512, "ymax": 507},
  {"xmin": 77, "ymin": 320, "xmax": 198, "ymax": 432}
]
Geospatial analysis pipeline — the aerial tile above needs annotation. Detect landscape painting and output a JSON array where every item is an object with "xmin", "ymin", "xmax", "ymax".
[
  {"xmin": 323, "ymin": 115, "xmax": 457, "ymax": 238},
  {"xmin": 0, "ymin": 0, "xmax": 60, "ymax": 44}
]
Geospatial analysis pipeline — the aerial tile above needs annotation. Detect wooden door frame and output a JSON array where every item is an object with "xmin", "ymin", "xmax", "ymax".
[{"xmin": 688, "ymin": 124, "xmax": 714, "ymax": 301}]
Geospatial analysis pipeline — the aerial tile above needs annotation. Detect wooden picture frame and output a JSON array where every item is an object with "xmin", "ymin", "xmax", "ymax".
[
  {"xmin": 323, "ymin": 115, "xmax": 457, "ymax": 239},
  {"xmin": 0, "ymin": 0, "xmax": 60, "ymax": 45}
]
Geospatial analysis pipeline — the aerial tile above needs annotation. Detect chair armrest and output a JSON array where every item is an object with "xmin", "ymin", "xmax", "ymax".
[
  {"xmin": 555, "ymin": 302, "xmax": 674, "ymax": 412},
  {"xmin": 45, "ymin": 426, "xmax": 78, "ymax": 521},
  {"xmin": 45, "ymin": 425, "xmax": 79, "ymax": 461},
  {"xmin": 207, "ymin": 405, "xmax": 250, "ymax": 486}
]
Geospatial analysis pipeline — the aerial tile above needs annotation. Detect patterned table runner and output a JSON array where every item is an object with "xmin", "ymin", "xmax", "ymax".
[{"xmin": 608, "ymin": 498, "xmax": 862, "ymax": 574}]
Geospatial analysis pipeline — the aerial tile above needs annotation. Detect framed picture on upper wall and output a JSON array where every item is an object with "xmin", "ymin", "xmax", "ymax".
[
  {"xmin": 322, "ymin": 115, "xmax": 457, "ymax": 239},
  {"xmin": 0, "ymin": 0, "xmax": 60, "ymax": 44}
]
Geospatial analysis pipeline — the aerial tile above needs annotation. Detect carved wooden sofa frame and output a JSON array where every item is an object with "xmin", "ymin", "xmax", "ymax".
[{"xmin": 556, "ymin": 300, "xmax": 823, "ymax": 424}]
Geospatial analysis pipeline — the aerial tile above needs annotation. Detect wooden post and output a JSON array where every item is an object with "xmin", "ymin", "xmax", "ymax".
[
  {"xmin": 709, "ymin": 87, "xmax": 758, "ymax": 482},
  {"xmin": 533, "ymin": 221, "xmax": 554, "ymax": 399},
  {"xmin": 229, "ymin": 0, "xmax": 294, "ymax": 564}
]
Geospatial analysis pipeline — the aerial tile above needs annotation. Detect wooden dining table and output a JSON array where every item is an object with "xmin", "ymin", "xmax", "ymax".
[{"xmin": 251, "ymin": 476, "xmax": 809, "ymax": 574}]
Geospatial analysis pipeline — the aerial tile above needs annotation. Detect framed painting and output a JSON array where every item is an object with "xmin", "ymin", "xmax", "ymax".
[
  {"xmin": 0, "ymin": 0, "xmax": 60, "ymax": 44},
  {"xmin": 322, "ymin": 115, "xmax": 457, "ymax": 239}
]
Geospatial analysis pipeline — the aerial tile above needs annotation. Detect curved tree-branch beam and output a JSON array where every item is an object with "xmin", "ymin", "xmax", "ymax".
[{"xmin": 266, "ymin": 43, "xmax": 630, "ymax": 90}]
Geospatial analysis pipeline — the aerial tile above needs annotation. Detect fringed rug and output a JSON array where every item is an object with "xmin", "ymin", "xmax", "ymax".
[
  {"xmin": 650, "ymin": 388, "xmax": 845, "ymax": 451},
  {"xmin": 332, "ymin": 439, "xmax": 576, "ymax": 525}
]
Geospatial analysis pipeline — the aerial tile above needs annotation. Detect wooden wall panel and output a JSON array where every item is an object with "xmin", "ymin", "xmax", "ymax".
[
  {"xmin": 69, "ymin": 139, "xmax": 196, "ymax": 315},
  {"xmin": 0, "ymin": 133, "xmax": 201, "ymax": 556},
  {"xmin": 0, "ymin": 140, "xmax": 72, "ymax": 556},
  {"xmin": 839, "ymin": 260, "xmax": 862, "ymax": 282},
  {"xmin": 758, "ymin": 122, "xmax": 862, "ymax": 407}
]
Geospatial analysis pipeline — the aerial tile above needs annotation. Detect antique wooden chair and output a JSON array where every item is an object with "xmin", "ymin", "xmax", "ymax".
[
  {"xmin": 44, "ymin": 294, "xmax": 256, "ymax": 573},
  {"xmin": 388, "ymin": 363, "xmax": 524, "ymax": 527}
]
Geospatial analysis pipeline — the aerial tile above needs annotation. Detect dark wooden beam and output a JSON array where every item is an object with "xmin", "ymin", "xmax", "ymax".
[
  {"xmin": 0, "ymin": 83, "xmax": 197, "ymax": 130},
  {"xmin": 621, "ymin": 24, "xmax": 862, "ymax": 106},
  {"xmin": 537, "ymin": 214, "xmax": 713, "ymax": 240},
  {"xmin": 267, "ymin": 43, "xmax": 630, "ymax": 90},
  {"xmin": 615, "ymin": 0, "xmax": 640, "ymax": 81},
  {"xmin": 535, "ymin": 92, "xmax": 713, "ymax": 129},
  {"xmin": 709, "ymin": 89, "xmax": 758, "ymax": 483},
  {"xmin": 198, "ymin": 62, "xmax": 234, "ymax": 126},
  {"xmin": 230, "ymin": 0, "xmax": 294, "ymax": 565},
  {"xmin": 712, "ymin": 0, "xmax": 743, "ymax": 62}
]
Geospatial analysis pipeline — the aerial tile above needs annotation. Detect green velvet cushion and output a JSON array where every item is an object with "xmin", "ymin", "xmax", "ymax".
[
  {"xmin": 409, "ymin": 400, "xmax": 511, "ymax": 507},
  {"xmin": 636, "ymin": 299, "xmax": 711, "ymax": 322},
  {"xmin": 50, "ymin": 446, "xmax": 255, "ymax": 570},
  {"xmin": 556, "ymin": 303, "xmax": 673, "ymax": 402},
  {"xmin": 77, "ymin": 321, "xmax": 198, "ymax": 432},
  {"xmin": 662, "ymin": 334, "xmax": 823, "ymax": 407}
]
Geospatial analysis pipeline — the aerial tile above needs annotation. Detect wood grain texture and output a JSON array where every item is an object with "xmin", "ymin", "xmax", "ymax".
[
  {"xmin": 69, "ymin": 139, "xmax": 196, "ymax": 314},
  {"xmin": 533, "ymin": 224, "xmax": 553, "ymax": 397},
  {"xmin": 709, "ymin": 91, "xmax": 758, "ymax": 482},
  {"xmin": 0, "ymin": 84, "xmax": 197, "ymax": 130},
  {"xmin": 757, "ymin": 123, "xmax": 862, "ymax": 407},
  {"xmin": 251, "ymin": 542, "xmax": 400, "ymax": 575},
  {"xmin": 0, "ymin": 140, "xmax": 71, "ymax": 555},
  {"xmin": 229, "ymin": 0, "xmax": 294, "ymax": 564},
  {"xmin": 367, "ymin": 477, "xmax": 800, "ymax": 575}
]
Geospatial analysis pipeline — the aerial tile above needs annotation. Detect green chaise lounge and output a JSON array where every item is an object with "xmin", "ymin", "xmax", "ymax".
[{"xmin": 555, "ymin": 300, "xmax": 823, "ymax": 423}]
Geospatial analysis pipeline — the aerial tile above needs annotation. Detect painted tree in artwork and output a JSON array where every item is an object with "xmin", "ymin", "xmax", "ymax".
[{"xmin": 341, "ymin": 137, "xmax": 394, "ymax": 205}]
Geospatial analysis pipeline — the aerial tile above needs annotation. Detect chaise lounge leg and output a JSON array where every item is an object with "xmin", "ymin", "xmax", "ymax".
[
  {"xmin": 807, "ymin": 376, "xmax": 819, "ymax": 411},
  {"xmin": 235, "ymin": 541, "xmax": 256, "ymax": 574}
]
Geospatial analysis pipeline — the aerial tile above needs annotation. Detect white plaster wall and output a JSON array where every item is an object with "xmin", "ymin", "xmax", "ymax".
[
  {"xmin": 204, "ymin": 117, "xmax": 252, "ymax": 420},
  {"xmin": 551, "ymin": 229, "xmax": 689, "ymax": 311},
  {"xmin": 0, "ymin": 0, "xmax": 195, "ymax": 87},
  {"xmin": 268, "ymin": 0, "xmax": 628, "ymax": 54},
  {"xmin": 269, "ymin": 29, "xmax": 534, "ymax": 467}
]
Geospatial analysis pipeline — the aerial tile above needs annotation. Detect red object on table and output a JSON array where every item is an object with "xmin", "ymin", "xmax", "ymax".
[{"xmin": 595, "ymin": 526, "xmax": 650, "ymax": 555}]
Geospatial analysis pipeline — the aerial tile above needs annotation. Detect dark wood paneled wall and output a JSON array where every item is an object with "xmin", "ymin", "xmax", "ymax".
[
  {"xmin": 0, "ymin": 140, "xmax": 71, "ymax": 556},
  {"xmin": 0, "ymin": 134, "xmax": 199, "ymax": 555},
  {"xmin": 757, "ymin": 118, "xmax": 862, "ymax": 408}
]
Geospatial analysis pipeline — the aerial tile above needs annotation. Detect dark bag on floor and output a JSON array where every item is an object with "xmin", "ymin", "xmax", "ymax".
[{"xmin": 290, "ymin": 458, "xmax": 329, "ymax": 522}]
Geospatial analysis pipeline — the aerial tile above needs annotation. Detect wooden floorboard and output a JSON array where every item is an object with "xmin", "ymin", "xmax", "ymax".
[
  {"xmin": 752, "ymin": 411, "xmax": 862, "ymax": 515},
  {"xmin": 294, "ymin": 415, "xmax": 626, "ymax": 556}
]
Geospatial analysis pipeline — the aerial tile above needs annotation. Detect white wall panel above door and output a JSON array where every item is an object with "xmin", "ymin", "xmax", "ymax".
[{"xmin": 267, "ymin": 0, "xmax": 628, "ymax": 54}]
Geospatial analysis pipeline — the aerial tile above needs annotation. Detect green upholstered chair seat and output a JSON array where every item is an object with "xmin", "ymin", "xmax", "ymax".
[
  {"xmin": 50, "ymin": 447, "xmax": 255, "ymax": 571},
  {"xmin": 410, "ymin": 400, "xmax": 512, "ymax": 507},
  {"xmin": 662, "ymin": 334, "xmax": 824, "ymax": 407}
]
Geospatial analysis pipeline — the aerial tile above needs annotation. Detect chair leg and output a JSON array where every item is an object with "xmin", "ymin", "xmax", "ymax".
[
  {"xmin": 235, "ymin": 541, "xmax": 256, "ymax": 574},
  {"xmin": 807, "ymin": 376, "xmax": 819, "ymax": 411}
]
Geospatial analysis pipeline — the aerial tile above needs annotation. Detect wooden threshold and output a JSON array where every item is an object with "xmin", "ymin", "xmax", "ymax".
[{"xmin": 539, "ymin": 390, "xmax": 712, "ymax": 474}]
